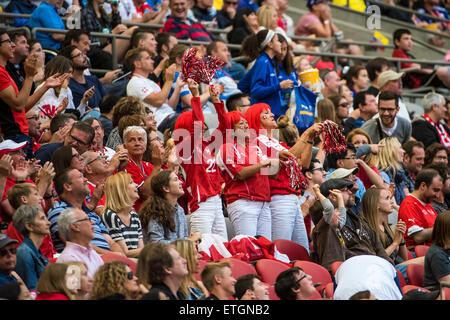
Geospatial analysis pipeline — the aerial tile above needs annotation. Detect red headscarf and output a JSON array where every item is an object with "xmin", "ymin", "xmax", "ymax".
[{"xmin": 245, "ymin": 103, "xmax": 271, "ymax": 131}]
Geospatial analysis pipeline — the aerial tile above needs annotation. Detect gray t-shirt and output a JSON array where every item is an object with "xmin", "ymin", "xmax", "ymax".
[{"xmin": 423, "ymin": 244, "xmax": 450, "ymax": 291}]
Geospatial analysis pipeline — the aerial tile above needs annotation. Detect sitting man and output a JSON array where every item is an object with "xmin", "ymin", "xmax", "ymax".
[
  {"xmin": 274, "ymin": 267, "xmax": 317, "ymax": 300},
  {"xmin": 233, "ymin": 274, "xmax": 269, "ymax": 300},
  {"xmin": 200, "ymin": 260, "xmax": 236, "ymax": 300}
]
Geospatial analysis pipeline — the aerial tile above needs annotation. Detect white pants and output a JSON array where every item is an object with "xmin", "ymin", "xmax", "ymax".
[
  {"xmin": 188, "ymin": 195, "xmax": 228, "ymax": 241},
  {"xmin": 227, "ymin": 199, "xmax": 272, "ymax": 241},
  {"xmin": 270, "ymin": 194, "xmax": 310, "ymax": 253}
]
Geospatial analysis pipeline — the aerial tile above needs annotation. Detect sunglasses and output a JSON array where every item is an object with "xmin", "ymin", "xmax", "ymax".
[
  {"xmin": 0, "ymin": 247, "xmax": 17, "ymax": 257},
  {"xmin": 126, "ymin": 271, "xmax": 134, "ymax": 280}
]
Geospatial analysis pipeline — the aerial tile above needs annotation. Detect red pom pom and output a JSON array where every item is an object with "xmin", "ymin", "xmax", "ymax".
[
  {"xmin": 181, "ymin": 47, "xmax": 226, "ymax": 84},
  {"xmin": 322, "ymin": 120, "xmax": 347, "ymax": 153},
  {"xmin": 284, "ymin": 155, "xmax": 308, "ymax": 191}
]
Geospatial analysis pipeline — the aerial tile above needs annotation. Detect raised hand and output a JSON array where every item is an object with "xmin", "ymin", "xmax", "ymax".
[
  {"xmin": 56, "ymin": 97, "xmax": 69, "ymax": 115},
  {"xmin": 187, "ymin": 79, "xmax": 200, "ymax": 97},
  {"xmin": 0, "ymin": 155, "xmax": 13, "ymax": 177}
]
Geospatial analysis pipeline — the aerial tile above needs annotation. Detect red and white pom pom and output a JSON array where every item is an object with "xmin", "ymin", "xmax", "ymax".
[
  {"xmin": 181, "ymin": 47, "xmax": 226, "ymax": 85},
  {"xmin": 284, "ymin": 155, "xmax": 308, "ymax": 191},
  {"xmin": 322, "ymin": 120, "xmax": 347, "ymax": 154}
]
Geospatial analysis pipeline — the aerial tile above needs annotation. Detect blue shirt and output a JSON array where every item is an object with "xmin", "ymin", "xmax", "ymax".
[
  {"xmin": 0, "ymin": 270, "xmax": 18, "ymax": 287},
  {"xmin": 47, "ymin": 199, "xmax": 111, "ymax": 253},
  {"xmin": 212, "ymin": 69, "xmax": 241, "ymax": 102},
  {"xmin": 169, "ymin": 72, "xmax": 191, "ymax": 113},
  {"xmin": 238, "ymin": 52, "xmax": 284, "ymax": 119},
  {"xmin": 15, "ymin": 237, "xmax": 49, "ymax": 290},
  {"xmin": 28, "ymin": 1, "xmax": 66, "ymax": 50},
  {"xmin": 69, "ymin": 75, "xmax": 106, "ymax": 111}
]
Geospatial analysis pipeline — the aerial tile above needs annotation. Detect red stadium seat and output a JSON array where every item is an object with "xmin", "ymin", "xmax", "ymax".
[
  {"xmin": 324, "ymin": 282, "xmax": 334, "ymax": 299},
  {"xmin": 222, "ymin": 258, "xmax": 257, "ymax": 279},
  {"xmin": 396, "ymin": 268, "xmax": 407, "ymax": 288},
  {"xmin": 273, "ymin": 239, "xmax": 310, "ymax": 262},
  {"xmin": 267, "ymin": 284, "xmax": 280, "ymax": 300},
  {"xmin": 402, "ymin": 285, "xmax": 430, "ymax": 295},
  {"xmin": 406, "ymin": 264, "xmax": 425, "ymax": 287},
  {"xmin": 255, "ymin": 259, "xmax": 290, "ymax": 285},
  {"xmin": 442, "ymin": 287, "xmax": 450, "ymax": 300},
  {"xmin": 101, "ymin": 253, "xmax": 137, "ymax": 274},
  {"xmin": 414, "ymin": 245, "xmax": 430, "ymax": 258},
  {"xmin": 331, "ymin": 261, "xmax": 343, "ymax": 277},
  {"xmin": 293, "ymin": 260, "xmax": 333, "ymax": 290}
]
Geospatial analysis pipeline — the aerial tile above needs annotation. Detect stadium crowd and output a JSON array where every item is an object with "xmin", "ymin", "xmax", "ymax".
[{"xmin": 0, "ymin": 0, "xmax": 449, "ymax": 301}]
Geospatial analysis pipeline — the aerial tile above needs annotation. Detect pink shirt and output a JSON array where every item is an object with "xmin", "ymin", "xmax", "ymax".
[
  {"xmin": 295, "ymin": 12, "xmax": 321, "ymax": 36},
  {"xmin": 57, "ymin": 241, "xmax": 104, "ymax": 278}
]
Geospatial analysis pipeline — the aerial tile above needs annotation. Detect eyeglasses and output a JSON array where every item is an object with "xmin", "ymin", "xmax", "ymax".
[
  {"xmin": 69, "ymin": 134, "xmax": 90, "ymax": 146},
  {"xmin": 0, "ymin": 247, "xmax": 17, "ymax": 257},
  {"xmin": 296, "ymin": 273, "xmax": 308, "ymax": 285},
  {"xmin": 379, "ymin": 107, "xmax": 396, "ymax": 113},
  {"xmin": 72, "ymin": 152, "xmax": 82, "ymax": 159},
  {"xmin": 85, "ymin": 156, "xmax": 102, "ymax": 166},
  {"xmin": 312, "ymin": 167, "xmax": 324, "ymax": 172},
  {"xmin": 73, "ymin": 217, "xmax": 91, "ymax": 224},
  {"xmin": 71, "ymin": 52, "xmax": 84, "ymax": 59},
  {"xmin": 338, "ymin": 102, "xmax": 349, "ymax": 107},
  {"xmin": 0, "ymin": 38, "xmax": 12, "ymax": 45},
  {"xmin": 126, "ymin": 271, "xmax": 134, "ymax": 280}
]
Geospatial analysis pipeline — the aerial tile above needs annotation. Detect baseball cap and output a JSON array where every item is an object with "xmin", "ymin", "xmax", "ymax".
[
  {"xmin": 377, "ymin": 70, "xmax": 404, "ymax": 89},
  {"xmin": 319, "ymin": 178, "xmax": 354, "ymax": 197},
  {"xmin": 0, "ymin": 140, "xmax": 28, "ymax": 158},
  {"xmin": 329, "ymin": 167, "xmax": 358, "ymax": 180},
  {"xmin": 402, "ymin": 289, "xmax": 440, "ymax": 300},
  {"xmin": 0, "ymin": 233, "xmax": 18, "ymax": 249}
]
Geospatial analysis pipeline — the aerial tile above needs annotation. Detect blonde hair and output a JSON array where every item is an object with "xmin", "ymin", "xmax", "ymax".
[
  {"xmin": 256, "ymin": 5, "xmax": 277, "ymax": 30},
  {"xmin": 316, "ymin": 98, "xmax": 336, "ymax": 123},
  {"xmin": 375, "ymin": 136, "xmax": 402, "ymax": 174},
  {"xmin": 276, "ymin": 115, "xmax": 299, "ymax": 145},
  {"xmin": 64, "ymin": 261, "xmax": 89, "ymax": 299},
  {"xmin": 103, "ymin": 172, "xmax": 135, "ymax": 213},
  {"xmin": 294, "ymin": 55, "xmax": 311, "ymax": 74},
  {"xmin": 89, "ymin": 261, "xmax": 129, "ymax": 300},
  {"xmin": 347, "ymin": 128, "xmax": 378, "ymax": 167},
  {"xmin": 200, "ymin": 260, "xmax": 232, "ymax": 292},
  {"xmin": 7, "ymin": 183, "xmax": 38, "ymax": 210},
  {"xmin": 36, "ymin": 263, "xmax": 75, "ymax": 300}
]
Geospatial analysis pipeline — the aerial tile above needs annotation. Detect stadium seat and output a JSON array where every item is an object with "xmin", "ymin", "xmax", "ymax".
[
  {"xmin": 273, "ymin": 239, "xmax": 310, "ymax": 262},
  {"xmin": 101, "ymin": 253, "xmax": 137, "ymax": 274},
  {"xmin": 255, "ymin": 259, "xmax": 290, "ymax": 285},
  {"xmin": 442, "ymin": 287, "xmax": 450, "ymax": 300},
  {"xmin": 293, "ymin": 260, "xmax": 333, "ymax": 289},
  {"xmin": 402, "ymin": 285, "xmax": 430, "ymax": 295},
  {"xmin": 396, "ymin": 268, "xmax": 407, "ymax": 288},
  {"xmin": 406, "ymin": 264, "xmax": 425, "ymax": 287},
  {"xmin": 414, "ymin": 245, "xmax": 430, "ymax": 258},
  {"xmin": 267, "ymin": 284, "xmax": 279, "ymax": 300},
  {"xmin": 407, "ymin": 250, "xmax": 415, "ymax": 260},
  {"xmin": 324, "ymin": 282, "xmax": 334, "ymax": 299},
  {"xmin": 222, "ymin": 258, "xmax": 257, "ymax": 279},
  {"xmin": 331, "ymin": 261, "xmax": 343, "ymax": 276}
]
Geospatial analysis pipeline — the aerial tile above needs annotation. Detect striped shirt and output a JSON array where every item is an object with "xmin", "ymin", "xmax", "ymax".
[
  {"xmin": 102, "ymin": 209, "xmax": 143, "ymax": 250},
  {"xmin": 163, "ymin": 17, "xmax": 212, "ymax": 42},
  {"xmin": 47, "ymin": 200, "xmax": 111, "ymax": 253}
]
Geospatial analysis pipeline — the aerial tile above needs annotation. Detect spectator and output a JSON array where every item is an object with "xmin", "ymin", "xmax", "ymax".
[
  {"xmin": 226, "ymin": 93, "xmax": 251, "ymax": 114},
  {"xmin": 412, "ymin": 92, "xmax": 450, "ymax": 149},
  {"xmin": 423, "ymin": 210, "xmax": 450, "ymax": 291},
  {"xmin": 25, "ymin": 109, "xmax": 43, "ymax": 154},
  {"xmin": 425, "ymin": 163, "xmax": 450, "ymax": 214},
  {"xmin": 398, "ymin": 168, "xmax": 442, "ymax": 248},
  {"xmin": 125, "ymin": 47, "xmax": 177, "ymax": 125},
  {"xmin": 51, "ymin": 146, "xmax": 85, "ymax": 177},
  {"xmin": 64, "ymin": 261, "xmax": 93, "ymax": 300},
  {"xmin": 6, "ymin": 183, "xmax": 56, "ymax": 260},
  {"xmin": 276, "ymin": 115, "xmax": 300, "ymax": 147},
  {"xmin": 424, "ymin": 142, "xmax": 450, "ymax": 167},
  {"xmin": 164, "ymin": 0, "xmax": 215, "ymax": 42},
  {"xmin": 277, "ymin": 0, "xmax": 294, "ymax": 37},
  {"xmin": 233, "ymin": 273, "xmax": 269, "ymax": 300},
  {"xmin": 38, "ymin": 112, "xmax": 76, "ymax": 146},
  {"xmin": 392, "ymin": 28, "xmax": 450, "ymax": 89},
  {"xmin": 28, "ymin": 0, "xmax": 66, "ymax": 51},
  {"xmin": 333, "ymin": 255, "xmax": 403, "ymax": 300},
  {"xmin": 81, "ymin": 150, "xmax": 108, "ymax": 214},
  {"xmin": 140, "ymin": 242, "xmax": 189, "ymax": 300},
  {"xmin": 238, "ymin": 29, "xmax": 293, "ymax": 119},
  {"xmin": 217, "ymin": 0, "xmax": 239, "ymax": 29},
  {"xmin": 55, "ymin": 207, "xmax": 105, "ymax": 277},
  {"xmin": 102, "ymin": 172, "xmax": 144, "ymax": 257},
  {"xmin": 345, "ymin": 65, "xmax": 370, "ymax": 96},
  {"xmin": 0, "ymin": 281, "xmax": 32, "ymax": 300},
  {"xmin": 5, "ymin": 0, "xmax": 37, "ymax": 27},
  {"xmin": 257, "ymin": 4, "xmax": 293, "ymax": 48},
  {"xmin": 365, "ymin": 57, "xmax": 390, "ymax": 97},
  {"xmin": 344, "ymin": 91, "xmax": 378, "ymax": 135},
  {"xmin": 200, "ymin": 260, "xmax": 236, "ymax": 300},
  {"xmin": 59, "ymin": 45, "xmax": 106, "ymax": 111},
  {"xmin": 35, "ymin": 263, "xmax": 74, "ymax": 300},
  {"xmin": 415, "ymin": 0, "xmax": 450, "ymax": 35},
  {"xmin": 139, "ymin": 170, "xmax": 195, "ymax": 243},
  {"xmin": 172, "ymin": 239, "xmax": 208, "ymax": 299},
  {"xmin": 12, "ymin": 205, "xmax": 50, "ymax": 290},
  {"xmin": 276, "ymin": 34, "xmax": 298, "ymax": 114},
  {"xmin": 373, "ymin": 136, "xmax": 409, "ymax": 205},
  {"xmin": 328, "ymin": 94, "xmax": 350, "ymax": 128},
  {"xmin": 6, "ymin": 30, "xmax": 32, "ymax": 91},
  {"xmin": 89, "ymin": 261, "xmax": 146, "ymax": 300},
  {"xmin": 27, "ymin": 39, "xmax": 46, "ymax": 86},
  {"xmin": 274, "ymin": 266, "xmax": 316, "ymax": 300},
  {"xmin": 227, "ymin": 8, "xmax": 259, "ymax": 58},
  {"xmin": 320, "ymin": 68, "xmax": 341, "ymax": 98},
  {"xmin": 49, "ymin": 168, "xmax": 119, "ymax": 255},
  {"xmin": 361, "ymin": 90, "xmax": 412, "ymax": 144},
  {"xmin": 193, "ymin": 0, "xmax": 218, "ymax": 25},
  {"xmin": 122, "ymin": 126, "xmax": 161, "ymax": 212},
  {"xmin": 402, "ymin": 140, "xmax": 426, "ymax": 194},
  {"xmin": 154, "ymin": 32, "xmax": 178, "ymax": 77},
  {"xmin": 99, "ymin": 95, "xmax": 121, "ymax": 143},
  {"xmin": 173, "ymin": 82, "xmax": 228, "ymax": 239},
  {"xmin": 316, "ymin": 98, "xmax": 336, "ymax": 124},
  {"xmin": 0, "ymin": 234, "xmax": 22, "ymax": 287},
  {"xmin": 216, "ymin": 111, "xmax": 277, "ymax": 239},
  {"xmin": 360, "ymin": 188, "xmax": 409, "ymax": 266},
  {"xmin": 376, "ymin": 70, "xmax": 411, "ymax": 121},
  {"xmin": 295, "ymin": 0, "xmax": 340, "ymax": 38}
]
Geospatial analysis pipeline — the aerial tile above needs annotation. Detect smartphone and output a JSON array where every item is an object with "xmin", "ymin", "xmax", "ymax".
[{"xmin": 112, "ymin": 71, "xmax": 131, "ymax": 83}]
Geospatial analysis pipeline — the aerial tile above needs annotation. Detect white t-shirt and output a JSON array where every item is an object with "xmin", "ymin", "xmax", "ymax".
[
  {"xmin": 103, "ymin": 0, "xmax": 137, "ymax": 21},
  {"xmin": 126, "ymin": 73, "xmax": 175, "ymax": 125},
  {"xmin": 333, "ymin": 255, "xmax": 403, "ymax": 300}
]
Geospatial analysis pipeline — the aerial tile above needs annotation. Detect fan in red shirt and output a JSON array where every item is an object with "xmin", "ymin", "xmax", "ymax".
[
  {"xmin": 216, "ymin": 110, "xmax": 279, "ymax": 240},
  {"xmin": 123, "ymin": 125, "xmax": 160, "ymax": 212},
  {"xmin": 398, "ymin": 168, "xmax": 443, "ymax": 248},
  {"xmin": 245, "ymin": 103, "xmax": 323, "ymax": 251},
  {"xmin": 174, "ymin": 80, "xmax": 228, "ymax": 240}
]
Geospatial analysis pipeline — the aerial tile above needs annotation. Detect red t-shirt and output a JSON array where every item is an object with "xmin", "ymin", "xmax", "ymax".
[
  {"xmin": 135, "ymin": 3, "xmax": 151, "ymax": 16},
  {"xmin": 217, "ymin": 142, "xmax": 271, "ymax": 205},
  {"xmin": 1, "ymin": 178, "xmax": 34, "ymax": 223},
  {"xmin": 356, "ymin": 164, "xmax": 381, "ymax": 190},
  {"xmin": 392, "ymin": 49, "xmax": 421, "ymax": 89},
  {"xmin": 125, "ymin": 159, "xmax": 154, "ymax": 212},
  {"xmin": 398, "ymin": 194, "xmax": 437, "ymax": 247}
]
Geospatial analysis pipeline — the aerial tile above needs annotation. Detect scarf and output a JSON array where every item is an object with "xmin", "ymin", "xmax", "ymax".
[{"xmin": 422, "ymin": 113, "xmax": 450, "ymax": 148}]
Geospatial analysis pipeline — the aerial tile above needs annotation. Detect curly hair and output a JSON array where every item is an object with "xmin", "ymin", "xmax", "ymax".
[
  {"xmin": 89, "ymin": 261, "xmax": 129, "ymax": 300},
  {"xmin": 425, "ymin": 142, "xmax": 450, "ymax": 167},
  {"xmin": 139, "ymin": 170, "xmax": 176, "ymax": 234},
  {"xmin": 111, "ymin": 96, "xmax": 146, "ymax": 127}
]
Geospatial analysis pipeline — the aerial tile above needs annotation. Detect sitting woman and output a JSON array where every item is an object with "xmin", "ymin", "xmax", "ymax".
[
  {"xmin": 227, "ymin": 8, "xmax": 260, "ymax": 59},
  {"xmin": 172, "ymin": 239, "xmax": 208, "ymax": 300},
  {"xmin": 328, "ymin": 94, "xmax": 350, "ymax": 127},
  {"xmin": 35, "ymin": 263, "xmax": 74, "ymax": 300},
  {"xmin": 139, "ymin": 170, "xmax": 200, "ymax": 244},
  {"xmin": 64, "ymin": 261, "xmax": 93, "ymax": 300},
  {"xmin": 13, "ymin": 205, "xmax": 50, "ymax": 290},
  {"xmin": 51, "ymin": 145, "xmax": 85, "ymax": 176},
  {"xmin": 89, "ymin": 261, "xmax": 147, "ymax": 300},
  {"xmin": 102, "ymin": 172, "xmax": 144, "ymax": 258},
  {"xmin": 423, "ymin": 210, "xmax": 450, "ymax": 291}
]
